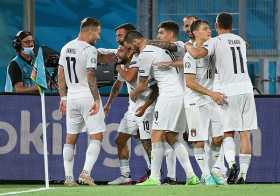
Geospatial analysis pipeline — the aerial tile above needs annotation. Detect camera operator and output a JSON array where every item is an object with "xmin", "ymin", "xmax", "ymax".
[{"xmin": 5, "ymin": 30, "xmax": 38, "ymax": 93}]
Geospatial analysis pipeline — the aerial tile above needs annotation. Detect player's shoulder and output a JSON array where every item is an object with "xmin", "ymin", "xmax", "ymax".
[
  {"xmin": 143, "ymin": 45, "xmax": 159, "ymax": 53},
  {"xmin": 139, "ymin": 45, "xmax": 158, "ymax": 58},
  {"xmin": 175, "ymin": 40, "xmax": 185, "ymax": 48}
]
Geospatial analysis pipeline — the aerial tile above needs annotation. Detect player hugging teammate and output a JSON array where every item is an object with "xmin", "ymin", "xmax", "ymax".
[{"xmin": 58, "ymin": 12, "xmax": 257, "ymax": 186}]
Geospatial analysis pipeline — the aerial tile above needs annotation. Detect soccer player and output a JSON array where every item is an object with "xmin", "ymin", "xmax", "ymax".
[
  {"xmin": 104, "ymin": 23, "xmax": 155, "ymax": 185},
  {"xmin": 156, "ymin": 21, "xmax": 186, "ymax": 184},
  {"xmin": 125, "ymin": 31, "xmax": 199, "ymax": 186},
  {"xmin": 58, "ymin": 17, "xmax": 106, "ymax": 186},
  {"xmin": 184, "ymin": 20, "xmax": 226, "ymax": 185},
  {"xmin": 183, "ymin": 16, "xmax": 198, "ymax": 40},
  {"xmin": 185, "ymin": 12, "xmax": 258, "ymax": 184}
]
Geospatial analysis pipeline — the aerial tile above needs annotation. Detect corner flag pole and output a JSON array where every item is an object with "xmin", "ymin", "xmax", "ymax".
[
  {"xmin": 40, "ymin": 91, "xmax": 49, "ymax": 189},
  {"xmin": 31, "ymin": 47, "xmax": 50, "ymax": 189}
]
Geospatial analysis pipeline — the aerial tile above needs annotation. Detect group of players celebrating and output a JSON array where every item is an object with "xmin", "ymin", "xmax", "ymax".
[{"xmin": 57, "ymin": 12, "xmax": 258, "ymax": 187}]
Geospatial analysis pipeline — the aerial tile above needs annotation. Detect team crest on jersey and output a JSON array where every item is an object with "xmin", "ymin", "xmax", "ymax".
[
  {"xmin": 91, "ymin": 57, "xmax": 96, "ymax": 64},
  {"xmin": 185, "ymin": 61, "xmax": 191, "ymax": 69}
]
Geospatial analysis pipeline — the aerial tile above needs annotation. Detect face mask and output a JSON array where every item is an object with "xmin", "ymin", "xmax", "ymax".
[{"xmin": 22, "ymin": 47, "xmax": 34, "ymax": 56}]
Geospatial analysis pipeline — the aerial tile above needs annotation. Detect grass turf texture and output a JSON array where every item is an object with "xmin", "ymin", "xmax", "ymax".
[{"xmin": 0, "ymin": 184, "xmax": 280, "ymax": 196}]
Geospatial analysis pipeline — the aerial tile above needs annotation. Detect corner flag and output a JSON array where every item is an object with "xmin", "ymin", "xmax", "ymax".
[
  {"xmin": 31, "ymin": 47, "xmax": 48, "ymax": 93},
  {"xmin": 30, "ymin": 47, "xmax": 50, "ymax": 189}
]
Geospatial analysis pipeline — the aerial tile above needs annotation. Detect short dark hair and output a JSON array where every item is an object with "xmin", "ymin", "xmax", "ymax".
[
  {"xmin": 158, "ymin": 21, "xmax": 179, "ymax": 36},
  {"xmin": 190, "ymin": 20, "xmax": 209, "ymax": 38},
  {"xmin": 217, "ymin": 12, "xmax": 232, "ymax": 30},
  {"xmin": 115, "ymin": 23, "xmax": 136, "ymax": 32},
  {"xmin": 190, "ymin": 20, "xmax": 209, "ymax": 33},
  {"xmin": 80, "ymin": 17, "xmax": 100, "ymax": 31},
  {"xmin": 124, "ymin": 30, "xmax": 144, "ymax": 43}
]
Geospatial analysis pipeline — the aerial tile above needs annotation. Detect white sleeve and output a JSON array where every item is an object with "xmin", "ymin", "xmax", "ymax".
[
  {"xmin": 97, "ymin": 48, "xmax": 118, "ymax": 54},
  {"xmin": 128, "ymin": 55, "xmax": 139, "ymax": 69},
  {"xmin": 138, "ymin": 52, "xmax": 154, "ymax": 77},
  {"xmin": 58, "ymin": 47, "xmax": 66, "ymax": 67},
  {"xmin": 202, "ymin": 37, "xmax": 217, "ymax": 56},
  {"xmin": 183, "ymin": 53, "xmax": 196, "ymax": 75},
  {"xmin": 85, "ymin": 46, "xmax": 98, "ymax": 69},
  {"xmin": 175, "ymin": 41, "xmax": 186, "ymax": 59}
]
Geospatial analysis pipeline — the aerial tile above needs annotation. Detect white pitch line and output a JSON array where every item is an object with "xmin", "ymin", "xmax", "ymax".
[{"xmin": 0, "ymin": 187, "xmax": 55, "ymax": 196}]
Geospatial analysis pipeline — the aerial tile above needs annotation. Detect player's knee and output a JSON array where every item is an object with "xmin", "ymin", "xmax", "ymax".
[
  {"xmin": 192, "ymin": 141, "xmax": 204, "ymax": 148},
  {"xmin": 141, "ymin": 139, "xmax": 152, "ymax": 153},
  {"xmin": 166, "ymin": 133, "xmax": 177, "ymax": 146},
  {"xmin": 224, "ymin": 131, "xmax": 234, "ymax": 138},
  {"xmin": 65, "ymin": 134, "xmax": 78, "ymax": 145},
  {"xmin": 89, "ymin": 132, "xmax": 103, "ymax": 141},
  {"xmin": 212, "ymin": 136, "xmax": 223, "ymax": 146},
  {"xmin": 63, "ymin": 144, "xmax": 74, "ymax": 161}
]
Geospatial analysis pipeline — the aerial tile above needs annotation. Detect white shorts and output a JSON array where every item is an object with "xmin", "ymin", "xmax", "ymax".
[
  {"xmin": 185, "ymin": 102, "xmax": 223, "ymax": 142},
  {"xmin": 66, "ymin": 97, "xmax": 106, "ymax": 134},
  {"xmin": 219, "ymin": 93, "xmax": 258, "ymax": 132},
  {"xmin": 152, "ymin": 95, "xmax": 185, "ymax": 132},
  {"xmin": 118, "ymin": 105, "xmax": 153, "ymax": 140}
]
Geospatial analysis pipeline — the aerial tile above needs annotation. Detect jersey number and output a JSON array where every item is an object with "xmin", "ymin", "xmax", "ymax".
[
  {"xmin": 142, "ymin": 121, "xmax": 150, "ymax": 131},
  {"xmin": 230, "ymin": 47, "xmax": 244, "ymax": 74},
  {"xmin": 66, "ymin": 57, "xmax": 79, "ymax": 83}
]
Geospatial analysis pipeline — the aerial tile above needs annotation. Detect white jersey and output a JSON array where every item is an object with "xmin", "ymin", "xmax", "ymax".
[
  {"xmin": 183, "ymin": 51, "xmax": 214, "ymax": 106},
  {"xmin": 138, "ymin": 45, "xmax": 184, "ymax": 98},
  {"xmin": 203, "ymin": 33, "xmax": 253, "ymax": 96},
  {"xmin": 59, "ymin": 39, "xmax": 98, "ymax": 99}
]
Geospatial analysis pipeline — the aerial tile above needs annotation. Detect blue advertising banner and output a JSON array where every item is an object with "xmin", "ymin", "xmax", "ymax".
[{"xmin": 0, "ymin": 95, "xmax": 278, "ymax": 183}]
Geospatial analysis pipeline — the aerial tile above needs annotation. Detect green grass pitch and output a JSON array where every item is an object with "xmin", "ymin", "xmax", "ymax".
[{"xmin": 1, "ymin": 184, "xmax": 280, "ymax": 196}]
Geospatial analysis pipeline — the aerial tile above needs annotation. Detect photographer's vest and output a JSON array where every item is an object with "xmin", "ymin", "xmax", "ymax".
[{"xmin": 5, "ymin": 55, "xmax": 34, "ymax": 92}]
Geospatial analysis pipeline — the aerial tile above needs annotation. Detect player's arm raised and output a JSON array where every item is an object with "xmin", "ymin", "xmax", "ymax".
[
  {"xmin": 147, "ymin": 40, "xmax": 178, "ymax": 52},
  {"xmin": 58, "ymin": 66, "xmax": 67, "ymax": 114}
]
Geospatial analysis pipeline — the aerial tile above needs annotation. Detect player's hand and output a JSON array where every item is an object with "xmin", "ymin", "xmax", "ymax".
[
  {"xmin": 59, "ymin": 99, "xmax": 66, "ymax": 115},
  {"xmin": 154, "ymin": 61, "xmax": 172, "ymax": 70},
  {"xmin": 89, "ymin": 100, "xmax": 100, "ymax": 115},
  {"xmin": 185, "ymin": 42, "xmax": 193, "ymax": 52},
  {"xmin": 210, "ymin": 91, "xmax": 227, "ymax": 105},
  {"xmin": 135, "ymin": 105, "xmax": 146, "ymax": 117},
  {"xmin": 103, "ymin": 103, "xmax": 111, "ymax": 116},
  {"xmin": 130, "ymin": 91, "xmax": 137, "ymax": 102}
]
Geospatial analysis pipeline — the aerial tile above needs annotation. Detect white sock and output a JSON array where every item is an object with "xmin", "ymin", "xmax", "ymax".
[
  {"xmin": 210, "ymin": 145, "xmax": 221, "ymax": 170},
  {"xmin": 239, "ymin": 154, "xmax": 251, "ymax": 180},
  {"xmin": 223, "ymin": 137, "xmax": 236, "ymax": 168},
  {"xmin": 120, "ymin": 159, "xmax": 130, "ymax": 177},
  {"xmin": 193, "ymin": 147, "xmax": 210, "ymax": 177},
  {"xmin": 166, "ymin": 149, "xmax": 176, "ymax": 179},
  {"xmin": 150, "ymin": 142, "xmax": 164, "ymax": 180},
  {"xmin": 83, "ymin": 140, "xmax": 101, "ymax": 175},
  {"xmin": 173, "ymin": 142, "xmax": 195, "ymax": 178},
  {"xmin": 63, "ymin": 144, "xmax": 75, "ymax": 179}
]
